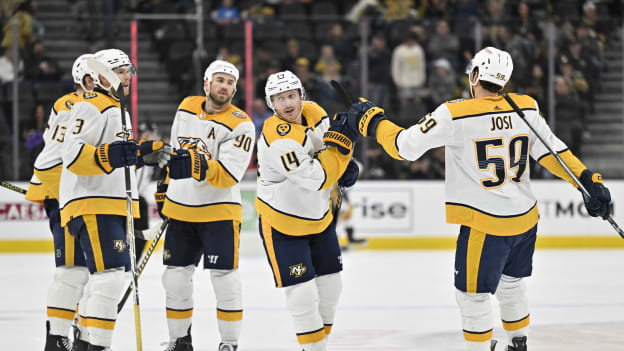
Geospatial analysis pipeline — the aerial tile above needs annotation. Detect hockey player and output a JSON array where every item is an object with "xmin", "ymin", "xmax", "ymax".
[
  {"xmin": 24, "ymin": 53, "xmax": 96, "ymax": 351},
  {"xmin": 344, "ymin": 47, "xmax": 612, "ymax": 351},
  {"xmin": 256, "ymin": 70, "xmax": 359, "ymax": 351},
  {"xmin": 59, "ymin": 48, "xmax": 169, "ymax": 351},
  {"xmin": 157, "ymin": 60, "xmax": 255, "ymax": 351}
]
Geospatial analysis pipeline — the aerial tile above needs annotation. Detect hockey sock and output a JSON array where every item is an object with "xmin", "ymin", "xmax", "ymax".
[
  {"xmin": 495, "ymin": 275, "xmax": 529, "ymax": 347},
  {"xmin": 285, "ymin": 279, "xmax": 326, "ymax": 350},
  {"xmin": 456, "ymin": 289, "xmax": 493, "ymax": 351},
  {"xmin": 47, "ymin": 266, "xmax": 89, "ymax": 337},
  {"xmin": 162, "ymin": 265, "xmax": 195, "ymax": 340},
  {"xmin": 211, "ymin": 269, "xmax": 242, "ymax": 344},
  {"xmin": 76, "ymin": 276, "xmax": 94, "ymax": 342},
  {"xmin": 315, "ymin": 272, "xmax": 342, "ymax": 338},
  {"xmin": 79, "ymin": 268, "xmax": 127, "ymax": 347}
]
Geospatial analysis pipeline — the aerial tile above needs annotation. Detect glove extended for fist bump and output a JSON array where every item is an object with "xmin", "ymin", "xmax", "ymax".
[
  {"xmin": 323, "ymin": 112, "xmax": 359, "ymax": 155},
  {"xmin": 168, "ymin": 149, "xmax": 209, "ymax": 181},
  {"xmin": 346, "ymin": 98, "xmax": 386, "ymax": 137},
  {"xmin": 338, "ymin": 160, "xmax": 359, "ymax": 188},
  {"xmin": 579, "ymin": 169, "xmax": 611, "ymax": 219},
  {"xmin": 138, "ymin": 140, "xmax": 172, "ymax": 168},
  {"xmin": 94, "ymin": 141, "xmax": 139, "ymax": 173}
]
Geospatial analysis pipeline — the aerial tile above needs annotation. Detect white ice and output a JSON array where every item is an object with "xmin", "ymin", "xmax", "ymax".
[{"xmin": 1, "ymin": 246, "xmax": 623, "ymax": 350}]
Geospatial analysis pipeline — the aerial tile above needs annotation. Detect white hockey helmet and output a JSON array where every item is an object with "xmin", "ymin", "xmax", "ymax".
[
  {"xmin": 466, "ymin": 46, "xmax": 513, "ymax": 88},
  {"xmin": 264, "ymin": 70, "xmax": 305, "ymax": 110},
  {"xmin": 94, "ymin": 48, "xmax": 136, "ymax": 74},
  {"xmin": 72, "ymin": 53, "xmax": 98, "ymax": 92},
  {"xmin": 204, "ymin": 59, "xmax": 239, "ymax": 83}
]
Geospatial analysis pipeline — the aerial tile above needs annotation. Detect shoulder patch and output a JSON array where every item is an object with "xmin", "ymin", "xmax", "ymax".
[
  {"xmin": 277, "ymin": 123, "xmax": 291, "ymax": 136},
  {"xmin": 232, "ymin": 110, "xmax": 245, "ymax": 119},
  {"xmin": 447, "ymin": 98, "xmax": 465, "ymax": 104}
]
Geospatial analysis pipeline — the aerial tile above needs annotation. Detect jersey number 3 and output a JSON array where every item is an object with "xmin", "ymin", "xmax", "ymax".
[{"xmin": 474, "ymin": 135, "xmax": 529, "ymax": 189}]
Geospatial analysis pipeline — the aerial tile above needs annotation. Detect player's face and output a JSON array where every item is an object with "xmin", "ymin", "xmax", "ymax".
[
  {"xmin": 207, "ymin": 73, "xmax": 236, "ymax": 105},
  {"xmin": 272, "ymin": 89, "xmax": 303, "ymax": 123},
  {"xmin": 83, "ymin": 75, "xmax": 95, "ymax": 91},
  {"xmin": 113, "ymin": 66, "xmax": 132, "ymax": 96}
]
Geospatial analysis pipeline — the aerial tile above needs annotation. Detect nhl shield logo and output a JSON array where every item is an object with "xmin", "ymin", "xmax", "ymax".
[
  {"xmin": 289, "ymin": 263, "xmax": 307, "ymax": 278},
  {"xmin": 113, "ymin": 240, "xmax": 127, "ymax": 253},
  {"xmin": 277, "ymin": 123, "xmax": 291, "ymax": 136}
]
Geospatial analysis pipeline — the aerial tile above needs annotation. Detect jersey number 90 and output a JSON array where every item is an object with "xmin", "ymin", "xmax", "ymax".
[{"xmin": 474, "ymin": 135, "xmax": 529, "ymax": 189}]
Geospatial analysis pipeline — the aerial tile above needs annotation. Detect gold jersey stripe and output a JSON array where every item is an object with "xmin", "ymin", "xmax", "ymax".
[
  {"xmin": 233, "ymin": 221, "xmax": 240, "ymax": 270},
  {"xmin": 375, "ymin": 120, "xmax": 405, "ymax": 160},
  {"xmin": 216, "ymin": 309, "xmax": 243, "ymax": 321},
  {"xmin": 67, "ymin": 144, "xmax": 106, "ymax": 176},
  {"xmin": 538, "ymin": 150, "xmax": 587, "ymax": 187},
  {"xmin": 463, "ymin": 329, "xmax": 493, "ymax": 342},
  {"xmin": 502, "ymin": 314, "xmax": 530, "ymax": 331},
  {"xmin": 255, "ymin": 198, "xmax": 333, "ymax": 236},
  {"xmin": 24, "ymin": 181, "xmax": 47, "ymax": 203},
  {"xmin": 296, "ymin": 327, "xmax": 326, "ymax": 345},
  {"xmin": 466, "ymin": 228, "xmax": 486, "ymax": 293},
  {"xmin": 260, "ymin": 217, "xmax": 283, "ymax": 288},
  {"xmin": 60, "ymin": 197, "xmax": 139, "ymax": 226},
  {"xmin": 446, "ymin": 202, "xmax": 539, "ymax": 236},
  {"xmin": 205, "ymin": 160, "xmax": 238, "ymax": 188},
  {"xmin": 83, "ymin": 215, "xmax": 105, "ymax": 272},
  {"xmin": 34, "ymin": 164, "xmax": 62, "ymax": 200},
  {"xmin": 316, "ymin": 147, "xmax": 351, "ymax": 190},
  {"xmin": 162, "ymin": 199, "xmax": 241, "ymax": 223},
  {"xmin": 64, "ymin": 227, "xmax": 74, "ymax": 266}
]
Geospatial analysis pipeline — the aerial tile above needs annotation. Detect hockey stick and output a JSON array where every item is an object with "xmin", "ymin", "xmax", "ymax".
[
  {"xmin": 329, "ymin": 80, "xmax": 357, "ymax": 221},
  {"xmin": 117, "ymin": 219, "xmax": 169, "ymax": 313},
  {"xmin": 0, "ymin": 180, "xmax": 27, "ymax": 194},
  {"xmin": 87, "ymin": 58, "xmax": 144, "ymax": 350},
  {"xmin": 503, "ymin": 94, "xmax": 624, "ymax": 239}
]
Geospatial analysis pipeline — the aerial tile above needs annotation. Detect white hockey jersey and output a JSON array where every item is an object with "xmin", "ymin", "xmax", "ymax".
[
  {"xmin": 375, "ymin": 93, "xmax": 587, "ymax": 235},
  {"xmin": 59, "ymin": 91, "xmax": 139, "ymax": 226},
  {"xmin": 255, "ymin": 101, "xmax": 351, "ymax": 236},
  {"xmin": 162, "ymin": 96, "xmax": 255, "ymax": 222},
  {"xmin": 30, "ymin": 92, "xmax": 80, "ymax": 201}
]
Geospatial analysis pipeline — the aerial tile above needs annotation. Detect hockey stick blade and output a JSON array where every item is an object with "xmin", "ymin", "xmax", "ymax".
[
  {"xmin": 0, "ymin": 180, "xmax": 27, "ymax": 194},
  {"xmin": 503, "ymin": 94, "xmax": 624, "ymax": 239},
  {"xmin": 330, "ymin": 80, "xmax": 355, "ymax": 107},
  {"xmin": 86, "ymin": 58, "xmax": 122, "ymax": 95}
]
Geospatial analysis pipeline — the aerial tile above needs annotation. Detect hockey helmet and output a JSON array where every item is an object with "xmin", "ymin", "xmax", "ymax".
[
  {"xmin": 466, "ymin": 46, "xmax": 513, "ymax": 88},
  {"xmin": 264, "ymin": 70, "xmax": 305, "ymax": 110},
  {"xmin": 204, "ymin": 60, "xmax": 239, "ymax": 83},
  {"xmin": 72, "ymin": 53, "xmax": 98, "ymax": 92}
]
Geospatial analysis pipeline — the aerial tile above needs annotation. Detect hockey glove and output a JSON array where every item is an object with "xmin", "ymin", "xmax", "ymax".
[
  {"xmin": 138, "ymin": 140, "xmax": 173, "ymax": 168},
  {"xmin": 338, "ymin": 160, "xmax": 359, "ymax": 188},
  {"xmin": 154, "ymin": 179, "xmax": 168, "ymax": 219},
  {"xmin": 323, "ymin": 112, "xmax": 359, "ymax": 155},
  {"xmin": 94, "ymin": 141, "xmax": 139, "ymax": 173},
  {"xmin": 167, "ymin": 149, "xmax": 209, "ymax": 181},
  {"xmin": 579, "ymin": 169, "xmax": 611, "ymax": 219},
  {"xmin": 348, "ymin": 98, "xmax": 386, "ymax": 137}
]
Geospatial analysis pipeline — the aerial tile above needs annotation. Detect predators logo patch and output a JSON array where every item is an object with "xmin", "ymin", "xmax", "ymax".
[
  {"xmin": 232, "ymin": 110, "xmax": 245, "ymax": 119},
  {"xmin": 289, "ymin": 263, "xmax": 307, "ymax": 278},
  {"xmin": 277, "ymin": 123, "xmax": 291, "ymax": 136},
  {"xmin": 65, "ymin": 100, "xmax": 74, "ymax": 109},
  {"xmin": 113, "ymin": 240, "xmax": 127, "ymax": 253},
  {"xmin": 178, "ymin": 136, "xmax": 212, "ymax": 159}
]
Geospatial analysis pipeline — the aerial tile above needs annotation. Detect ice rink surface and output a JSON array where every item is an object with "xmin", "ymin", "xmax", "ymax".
[{"xmin": 1, "ymin": 246, "xmax": 623, "ymax": 350}]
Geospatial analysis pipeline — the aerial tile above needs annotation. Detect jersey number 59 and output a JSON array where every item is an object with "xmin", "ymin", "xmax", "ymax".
[{"xmin": 474, "ymin": 135, "xmax": 529, "ymax": 189}]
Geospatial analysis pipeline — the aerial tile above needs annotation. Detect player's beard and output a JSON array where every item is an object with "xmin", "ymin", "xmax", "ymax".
[{"xmin": 209, "ymin": 89, "xmax": 232, "ymax": 109}]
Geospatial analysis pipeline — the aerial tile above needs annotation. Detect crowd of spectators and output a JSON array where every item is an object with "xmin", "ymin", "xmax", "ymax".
[{"xmin": 2, "ymin": 0, "xmax": 623, "ymax": 180}]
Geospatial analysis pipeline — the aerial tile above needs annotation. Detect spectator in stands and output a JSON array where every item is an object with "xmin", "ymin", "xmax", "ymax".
[
  {"xmin": 428, "ymin": 58, "xmax": 456, "ymax": 107},
  {"xmin": 213, "ymin": 0, "xmax": 240, "ymax": 25},
  {"xmin": 0, "ymin": 47, "xmax": 22, "ymax": 84},
  {"xmin": 251, "ymin": 97, "xmax": 271, "ymax": 137},
  {"xmin": 483, "ymin": 0, "xmax": 507, "ymax": 27},
  {"xmin": 581, "ymin": 1, "xmax": 611, "ymax": 41},
  {"xmin": 554, "ymin": 76, "xmax": 585, "ymax": 156},
  {"xmin": 1, "ymin": 0, "xmax": 33, "ymax": 50},
  {"xmin": 314, "ymin": 44, "xmax": 341, "ymax": 82},
  {"xmin": 281, "ymin": 39, "xmax": 300, "ymax": 72},
  {"xmin": 391, "ymin": 30, "xmax": 426, "ymax": 123},
  {"xmin": 368, "ymin": 34, "xmax": 391, "ymax": 108},
  {"xmin": 559, "ymin": 55, "xmax": 591, "ymax": 105},
  {"xmin": 23, "ymin": 102, "xmax": 45, "ymax": 165},
  {"xmin": 385, "ymin": 0, "xmax": 416, "ymax": 22},
  {"xmin": 521, "ymin": 64, "xmax": 546, "ymax": 108},
  {"xmin": 418, "ymin": 0, "xmax": 450, "ymax": 22},
  {"xmin": 24, "ymin": 41, "xmax": 61, "ymax": 82},
  {"xmin": 514, "ymin": 1, "xmax": 541, "ymax": 41},
  {"xmin": 253, "ymin": 45, "xmax": 276, "ymax": 83},
  {"xmin": 294, "ymin": 57, "xmax": 320, "ymax": 101},
  {"xmin": 427, "ymin": 19, "xmax": 460, "ymax": 68},
  {"xmin": 326, "ymin": 23, "xmax": 354, "ymax": 68}
]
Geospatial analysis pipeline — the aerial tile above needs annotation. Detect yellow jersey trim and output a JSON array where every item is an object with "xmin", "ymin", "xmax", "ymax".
[
  {"xmin": 205, "ymin": 160, "xmax": 238, "ymax": 188},
  {"xmin": 262, "ymin": 116, "xmax": 307, "ymax": 146},
  {"xmin": 466, "ymin": 228, "xmax": 486, "ymax": 293},
  {"xmin": 60, "ymin": 197, "xmax": 140, "ymax": 226},
  {"xmin": 301, "ymin": 101, "xmax": 329, "ymax": 133},
  {"xmin": 445, "ymin": 93, "xmax": 536, "ymax": 120},
  {"xmin": 255, "ymin": 197, "xmax": 333, "ymax": 236},
  {"xmin": 538, "ymin": 150, "xmax": 586, "ymax": 187},
  {"xmin": 445, "ymin": 202, "xmax": 539, "ymax": 236},
  {"xmin": 53, "ymin": 93, "xmax": 78, "ymax": 114},
  {"xmin": 260, "ymin": 217, "xmax": 283, "ymax": 287},
  {"xmin": 178, "ymin": 96, "xmax": 251, "ymax": 131},
  {"xmin": 162, "ymin": 197, "xmax": 242, "ymax": 222},
  {"xmin": 66, "ymin": 144, "xmax": 106, "ymax": 176},
  {"xmin": 317, "ymin": 147, "xmax": 352, "ymax": 190},
  {"xmin": 33, "ymin": 164, "xmax": 62, "ymax": 200},
  {"xmin": 79, "ymin": 91, "xmax": 119, "ymax": 113},
  {"xmin": 24, "ymin": 181, "xmax": 47, "ymax": 203},
  {"xmin": 375, "ymin": 119, "xmax": 405, "ymax": 160}
]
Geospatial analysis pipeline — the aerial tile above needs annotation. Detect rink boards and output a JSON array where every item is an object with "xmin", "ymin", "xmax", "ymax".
[{"xmin": 1, "ymin": 180, "xmax": 623, "ymax": 252}]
